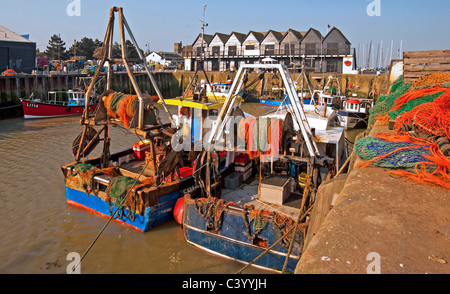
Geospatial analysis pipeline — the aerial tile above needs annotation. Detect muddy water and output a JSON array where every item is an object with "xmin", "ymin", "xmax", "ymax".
[{"xmin": 0, "ymin": 103, "xmax": 362, "ymax": 274}]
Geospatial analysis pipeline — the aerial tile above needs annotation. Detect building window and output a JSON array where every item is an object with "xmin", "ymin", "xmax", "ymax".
[
  {"xmin": 212, "ymin": 46, "xmax": 220, "ymax": 57},
  {"xmin": 304, "ymin": 58, "xmax": 315, "ymax": 69},
  {"xmin": 265, "ymin": 45, "xmax": 275, "ymax": 56},
  {"xmin": 305, "ymin": 43, "xmax": 316, "ymax": 55},
  {"xmin": 228, "ymin": 46, "xmax": 237, "ymax": 56},
  {"xmin": 326, "ymin": 60, "xmax": 338, "ymax": 72},
  {"xmin": 245, "ymin": 45, "xmax": 255, "ymax": 50},
  {"xmin": 284, "ymin": 44, "xmax": 296, "ymax": 55},
  {"xmin": 327, "ymin": 43, "xmax": 338, "ymax": 55}
]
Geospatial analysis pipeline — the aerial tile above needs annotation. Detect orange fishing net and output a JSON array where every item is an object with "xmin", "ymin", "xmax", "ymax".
[
  {"xmin": 410, "ymin": 72, "xmax": 450, "ymax": 90},
  {"xmin": 388, "ymin": 143, "xmax": 450, "ymax": 189},
  {"xmin": 395, "ymin": 89, "xmax": 450, "ymax": 139},
  {"xmin": 237, "ymin": 117, "xmax": 283, "ymax": 159},
  {"xmin": 390, "ymin": 86, "xmax": 446, "ymax": 112},
  {"xmin": 355, "ymin": 133, "xmax": 450, "ymax": 189},
  {"xmin": 104, "ymin": 93, "xmax": 137, "ymax": 128}
]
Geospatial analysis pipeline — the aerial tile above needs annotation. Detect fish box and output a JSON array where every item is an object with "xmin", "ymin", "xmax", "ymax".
[
  {"xmin": 234, "ymin": 161, "xmax": 252, "ymax": 173},
  {"xmin": 133, "ymin": 140, "xmax": 150, "ymax": 161},
  {"xmin": 234, "ymin": 153, "xmax": 250, "ymax": 165},
  {"xmin": 260, "ymin": 175, "xmax": 292, "ymax": 205},
  {"xmin": 224, "ymin": 172, "xmax": 243, "ymax": 189}
]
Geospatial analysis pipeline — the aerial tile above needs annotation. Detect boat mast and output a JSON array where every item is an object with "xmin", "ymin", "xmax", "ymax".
[{"xmin": 75, "ymin": 7, "xmax": 173, "ymax": 163}]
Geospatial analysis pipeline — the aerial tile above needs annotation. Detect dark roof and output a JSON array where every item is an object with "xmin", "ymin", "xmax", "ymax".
[
  {"xmin": 229, "ymin": 32, "xmax": 246, "ymax": 43},
  {"xmin": 264, "ymin": 30, "xmax": 286, "ymax": 42},
  {"xmin": 301, "ymin": 27, "xmax": 324, "ymax": 40},
  {"xmin": 280, "ymin": 28, "xmax": 304, "ymax": 42},
  {"xmin": 246, "ymin": 31, "xmax": 266, "ymax": 43},
  {"xmin": 192, "ymin": 33, "xmax": 214, "ymax": 46},
  {"xmin": 323, "ymin": 26, "xmax": 351, "ymax": 44},
  {"xmin": 213, "ymin": 33, "xmax": 230, "ymax": 44}
]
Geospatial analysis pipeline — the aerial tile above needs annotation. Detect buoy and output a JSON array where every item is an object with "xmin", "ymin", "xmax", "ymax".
[{"xmin": 173, "ymin": 197, "xmax": 184, "ymax": 225}]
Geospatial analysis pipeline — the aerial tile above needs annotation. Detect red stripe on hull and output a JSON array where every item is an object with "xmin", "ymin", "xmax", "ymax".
[
  {"xmin": 66, "ymin": 199, "xmax": 145, "ymax": 233},
  {"xmin": 22, "ymin": 100, "xmax": 97, "ymax": 119}
]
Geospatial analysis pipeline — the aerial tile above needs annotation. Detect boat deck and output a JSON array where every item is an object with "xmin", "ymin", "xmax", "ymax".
[{"xmin": 220, "ymin": 178, "xmax": 302, "ymax": 220}]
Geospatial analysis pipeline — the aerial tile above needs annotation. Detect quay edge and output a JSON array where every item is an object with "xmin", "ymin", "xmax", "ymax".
[{"xmin": 295, "ymin": 123, "xmax": 450, "ymax": 274}]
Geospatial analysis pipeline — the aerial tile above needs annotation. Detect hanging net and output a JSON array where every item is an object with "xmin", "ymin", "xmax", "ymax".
[{"xmin": 103, "ymin": 92, "xmax": 138, "ymax": 128}]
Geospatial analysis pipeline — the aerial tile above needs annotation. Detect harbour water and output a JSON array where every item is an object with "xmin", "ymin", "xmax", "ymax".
[{"xmin": 0, "ymin": 103, "xmax": 361, "ymax": 274}]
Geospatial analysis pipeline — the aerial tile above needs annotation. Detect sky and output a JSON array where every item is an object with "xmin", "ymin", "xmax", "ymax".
[{"xmin": 1, "ymin": 0, "xmax": 449, "ymax": 66}]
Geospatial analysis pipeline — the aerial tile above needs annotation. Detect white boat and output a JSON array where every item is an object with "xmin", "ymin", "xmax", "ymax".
[{"xmin": 337, "ymin": 97, "xmax": 374, "ymax": 129}]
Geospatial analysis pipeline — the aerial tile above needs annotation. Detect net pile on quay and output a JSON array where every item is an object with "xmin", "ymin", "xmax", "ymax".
[{"xmin": 354, "ymin": 72, "xmax": 450, "ymax": 189}]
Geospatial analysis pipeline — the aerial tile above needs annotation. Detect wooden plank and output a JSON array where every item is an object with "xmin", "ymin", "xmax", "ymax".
[
  {"xmin": 404, "ymin": 70, "xmax": 440, "ymax": 78},
  {"xmin": 404, "ymin": 56, "xmax": 450, "ymax": 64},
  {"xmin": 404, "ymin": 50, "xmax": 450, "ymax": 59},
  {"xmin": 404, "ymin": 63, "xmax": 450, "ymax": 72}
]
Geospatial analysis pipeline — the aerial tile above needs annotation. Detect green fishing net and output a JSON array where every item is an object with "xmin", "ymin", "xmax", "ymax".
[{"xmin": 107, "ymin": 176, "xmax": 141, "ymax": 206}]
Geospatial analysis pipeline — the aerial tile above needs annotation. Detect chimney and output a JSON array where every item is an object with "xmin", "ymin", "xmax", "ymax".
[{"xmin": 174, "ymin": 42, "xmax": 183, "ymax": 54}]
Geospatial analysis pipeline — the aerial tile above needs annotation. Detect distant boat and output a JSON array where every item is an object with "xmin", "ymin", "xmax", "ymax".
[
  {"xmin": 21, "ymin": 90, "xmax": 97, "ymax": 119},
  {"xmin": 337, "ymin": 97, "xmax": 374, "ymax": 129}
]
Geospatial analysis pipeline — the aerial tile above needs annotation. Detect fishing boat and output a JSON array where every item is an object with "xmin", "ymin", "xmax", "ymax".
[
  {"xmin": 61, "ymin": 7, "xmax": 195, "ymax": 232},
  {"xmin": 337, "ymin": 97, "xmax": 374, "ymax": 129},
  {"xmin": 206, "ymin": 81, "xmax": 232, "ymax": 98},
  {"xmin": 181, "ymin": 63, "xmax": 347, "ymax": 273},
  {"xmin": 313, "ymin": 75, "xmax": 345, "ymax": 108},
  {"xmin": 21, "ymin": 90, "xmax": 97, "ymax": 119},
  {"xmin": 259, "ymin": 87, "xmax": 287, "ymax": 106}
]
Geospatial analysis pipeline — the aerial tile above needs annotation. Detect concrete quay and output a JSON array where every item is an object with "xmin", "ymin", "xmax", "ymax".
[{"xmin": 295, "ymin": 124, "xmax": 450, "ymax": 274}]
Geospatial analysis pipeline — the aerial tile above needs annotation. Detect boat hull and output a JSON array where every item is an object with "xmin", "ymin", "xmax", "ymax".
[
  {"xmin": 21, "ymin": 99, "xmax": 97, "ymax": 119},
  {"xmin": 183, "ymin": 195, "xmax": 303, "ymax": 273},
  {"xmin": 65, "ymin": 186, "xmax": 183, "ymax": 232},
  {"xmin": 337, "ymin": 110, "xmax": 368, "ymax": 129},
  {"xmin": 259, "ymin": 99, "xmax": 290, "ymax": 107}
]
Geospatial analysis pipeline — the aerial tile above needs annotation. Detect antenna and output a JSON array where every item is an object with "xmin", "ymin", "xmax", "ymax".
[{"xmin": 200, "ymin": 4, "xmax": 208, "ymax": 65}]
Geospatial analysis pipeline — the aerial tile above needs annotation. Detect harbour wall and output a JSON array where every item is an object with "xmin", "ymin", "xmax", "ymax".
[{"xmin": 0, "ymin": 70, "xmax": 387, "ymax": 119}]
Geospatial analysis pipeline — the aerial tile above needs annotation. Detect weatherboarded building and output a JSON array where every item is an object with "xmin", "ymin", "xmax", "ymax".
[
  {"xmin": 189, "ymin": 26, "xmax": 353, "ymax": 73},
  {"xmin": 0, "ymin": 25, "xmax": 36, "ymax": 74}
]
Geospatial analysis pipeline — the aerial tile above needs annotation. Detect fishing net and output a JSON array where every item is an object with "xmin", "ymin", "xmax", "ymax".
[
  {"xmin": 354, "ymin": 135, "xmax": 433, "ymax": 170},
  {"xmin": 410, "ymin": 72, "xmax": 450, "ymax": 90},
  {"xmin": 368, "ymin": 77, "xmax": 412, "ymax": 127},
  {"xmin": 388, "ymin": 91, "xmax": 443, "ymax": 120},
  {"xmin": 106, "ymin": 176, "xmax": 140, "ymax": 207},
  {"xmin": 194, "ymin": 196, "xmax": 234, "ymax": 232},
  {"xmin": 237, "ymin": 117, "xmax": 283, "ymax": 159},
  {"xmin": 104, "ymin": 92, "xmax": 138, "ymax": 128},
  {"xmin": 71, "ymin": 163, "xmax": 121, "ymax": 195},
  {"xmin": 356, "ymin": 72, "xmax": 450, "ymax": 189},
  {"xmin": 355, "ymin": 134, "xmax": 450, "ymax": 189},
  {"xmin": 394, "ymin": 89, "xmax": 450, "ymax": 139}
]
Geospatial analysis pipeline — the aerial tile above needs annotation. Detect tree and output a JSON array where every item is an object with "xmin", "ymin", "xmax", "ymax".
[
  {"xmin": 68, "ymin": 37, "xmax": 103, "ymax": 60},
  {"xmin": 45, "ymin": 34, "xmax": 68, "ymax": 60}
]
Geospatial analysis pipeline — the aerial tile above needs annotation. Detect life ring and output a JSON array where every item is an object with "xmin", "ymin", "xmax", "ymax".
[{"xmin": 179, "ymin": 107, "xmax": 190, "ymax": 118}]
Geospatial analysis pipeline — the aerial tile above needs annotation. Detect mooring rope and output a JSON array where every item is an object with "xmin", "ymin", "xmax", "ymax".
[{"xmin": 234, "ymin": 203, "xmax": 314, "ymax": 274}]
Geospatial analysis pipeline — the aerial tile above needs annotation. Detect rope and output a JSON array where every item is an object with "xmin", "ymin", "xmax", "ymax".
[
  {"xmin": 69, "ymin": 159, "xmax": 149, "ymax": 274},
  {"xmin": 234, "ymin": 204, "xmax": 314, "ymax": 274}
]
